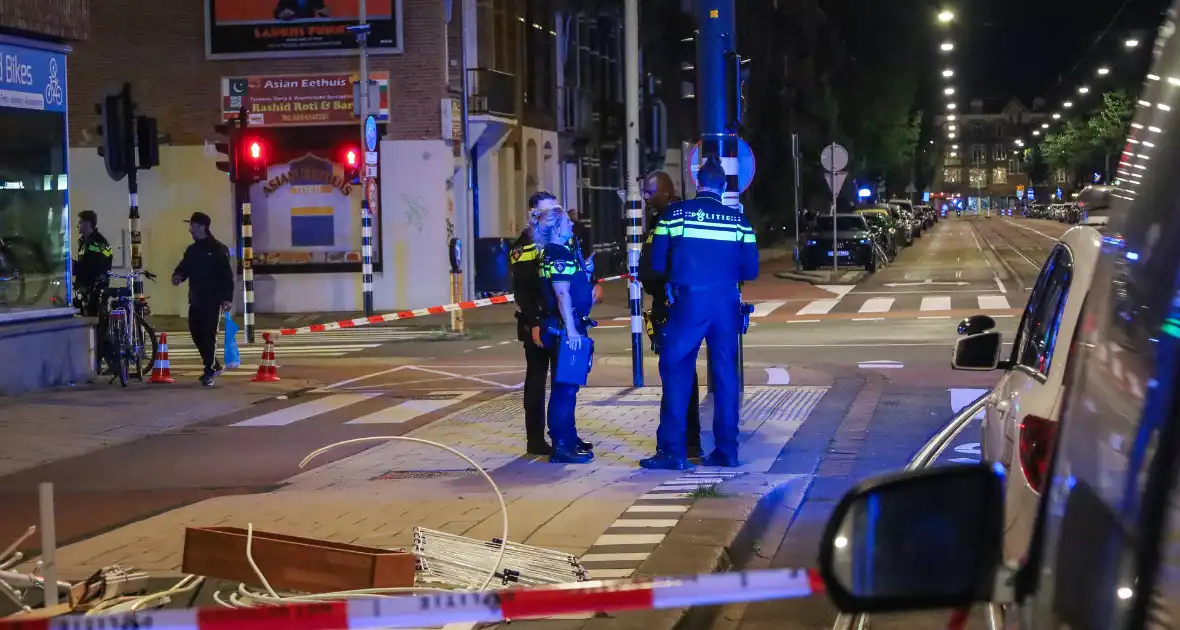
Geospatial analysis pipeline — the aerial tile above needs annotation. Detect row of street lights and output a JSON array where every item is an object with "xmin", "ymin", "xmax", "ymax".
[{"xmin": 937, "ymin": 9, "xmax": 960, "ymax": 160}]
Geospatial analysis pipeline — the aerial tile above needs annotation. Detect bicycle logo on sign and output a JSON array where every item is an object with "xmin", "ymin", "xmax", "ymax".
[{"xmin": 44, "ymin": 58, "xmax": 63, "ymax": 106}]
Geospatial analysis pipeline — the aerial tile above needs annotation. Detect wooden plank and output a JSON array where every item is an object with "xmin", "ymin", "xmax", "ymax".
[{"xmin": 181, "ymin": 527, "xmax": 415, "ymax": 594}]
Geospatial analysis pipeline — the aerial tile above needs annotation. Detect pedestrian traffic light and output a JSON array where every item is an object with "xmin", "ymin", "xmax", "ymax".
[
  {"xmin": 240, "ymin": 137, "xmax": 268, "ymax": 183},
  {"xmin": 342, "ymin": 146, "xmax": 360, "ymax": 184},
  {"xmin": 95, "ymin": 88, "xmax": 133, "ymax": 181}
]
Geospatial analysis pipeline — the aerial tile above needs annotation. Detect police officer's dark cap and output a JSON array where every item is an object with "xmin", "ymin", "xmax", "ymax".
[
  {"xmin": 185, "ymin": 212, "xmax": 212, "ymax": 227},
  {"xmin": 78, "ymin": 210, "xmax": 98, "ymax": 225}
]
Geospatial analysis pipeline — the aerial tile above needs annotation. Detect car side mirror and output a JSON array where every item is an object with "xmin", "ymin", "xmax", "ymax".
[
  {"xmin": 817, "ymin": 464, "xmax": 1005, "ymax": 614},
  {"xmin": 957, "ymin": 314, "xmax": 996, "ymax": 336},
  {"xmin": 952, "ymin": 330, "xmax": 1004, "ymax": 371}
]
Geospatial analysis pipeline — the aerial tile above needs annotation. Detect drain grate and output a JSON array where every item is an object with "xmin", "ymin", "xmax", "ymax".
[{"xmin": 372, "ymin": 469, "xmax": 478, "ymax": 481}]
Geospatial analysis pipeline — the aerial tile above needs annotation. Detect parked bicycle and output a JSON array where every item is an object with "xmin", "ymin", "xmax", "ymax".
[{"xmin": 81, "ymin": 270, "xmax": 159, "ymax": 387}]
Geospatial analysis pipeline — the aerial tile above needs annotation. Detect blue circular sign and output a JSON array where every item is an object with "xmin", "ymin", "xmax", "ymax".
[
  {"xmin": 364, "ymin": 115, "xmax": 378, "ymax": 152},
  {"xmin": 688, "ymin": 138, "xmax": 756, "ymax": 193}
]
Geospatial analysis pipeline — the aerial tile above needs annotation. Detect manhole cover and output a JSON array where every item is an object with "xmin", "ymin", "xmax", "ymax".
[{"xmin": 372, "ymin": 470, "xmax": 477, "ymax": 481}]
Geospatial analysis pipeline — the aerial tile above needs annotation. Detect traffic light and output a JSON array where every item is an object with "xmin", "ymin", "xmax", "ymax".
[
  {"xmin": 212, "ymin": 121, "xmax": 238, "ymax": 180},
  {"xmin": 342, "ymin": 146, "xmax": 360, "ymax": 184},
  {"xmin": 136, "ymin": 115, "xmax": 160, "ymax": 170},
  {"xmin": 679, "ymin": 29, "xmax": 697, "ymax": 100},
  {"xmin": 241, "ymin": 137, "xmax": 268, "ymax": 183},
  {"xmin": 95, "ymin": 88, "xmax": 132, "ymax": 181}
]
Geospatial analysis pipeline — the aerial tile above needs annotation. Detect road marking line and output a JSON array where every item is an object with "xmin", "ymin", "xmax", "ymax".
[
  {"xmin": 995, "ymin": 276, "xmax": 1008, "ymax": 294},
  {"xmin": 765, "ymin": 366, "xmax": 791, "ymax": 385},
  {"xmin": 752, "ymin": 301, "xmax": 786, "ymax": 317},
  {"xmin": 232, "ymin": 393, "xmax": 382, "ymax": 427},
  {"xmin": 786, "ymin": 319, "xmax": 821, "ymax": 324},
  {"xmin": 920, "ymin": 296, "xmax": 951, "ymax": 311},
  {"xmin": 478, "ymin": 345, "xmax": 493, "ymax": 350},
  {"xmin": 408, "ymin": 366, "xmax": 520, "ymax": 388},
  {"xmin": 625, "ymin": 505, "xmax": 689, "ymax": 513},
  {"xmin": 581, "ymin": 552, "xmax": 652, "ymax": 562},
  {"xmin": 609, "ymin": 519, "xmax": 679, "ymax": 528},
  {"xmin": 858, "ymin": 360, "xmax": 904, "ymax": 369},
  {"xmin": 851, "ymin": 317, "xmax": 885, "ymax": 321},
  {"xmin": 637, "ymin": 493, "xmax": 691, "ymax": 500},
  {"xmin": 311, "ymin": 366, "xmax": 408, "ymax": 393},
  {"xmin": 858, "ymin": 297, "xmax": 895, "ymax": 313},
  {"xmin": 345, "ymin": 391, "xmax": 479, "ymax": 425},
  {"xmin": 917, "ymin": 316, "xmax": 952, "ymax": 320},
  {"xmin": 796, "ymin": 299, "xmax": 840, "ymax": 315},
  {"xmin": 592, "ymin": 534, "xmax": 665, "ymax": 546},
  {"xmin": 978, "ymin": 295, "xmax": 1011, "ymax": 310}
]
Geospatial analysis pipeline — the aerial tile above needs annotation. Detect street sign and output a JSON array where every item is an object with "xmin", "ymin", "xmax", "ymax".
[
  {"xmin": 687, "ymin": 138, "xmax": 756, "ymax": 193},
  {"xmin": 364, "ymin": 151, "xmax": 379, "ymax": 165},
  {"xmin": 825, "ymin": 171, "xmax": 847, "ymax": 194},
  {"xmin": 820, "ymin": 143, "xmax": 848, "ymax": 173},
  {"xmin": 365, "ymin": 165, "xmax": 379, "ymax": 178},
  {"xmin": 366, "ymin": 179, "xmax": 379, "ymax": 215},
  {"xmin": 1016, "ymin": 185, "xmax": 1025, "ymax": 200},
  {"xmin": 364, "ymin": 115, "xmax": 378, "ymax": 152}
]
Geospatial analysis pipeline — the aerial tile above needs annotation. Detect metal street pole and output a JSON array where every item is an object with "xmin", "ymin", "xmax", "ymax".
[
  {"xmin": 357, "ymin": 0, "xmax": 374, "ymax": 316},
  {"xmin": 830, "ymin": 143, "xmax": 838, "ymax": 282},
  {"xmin": 624, "ymin": 0, "xmax": 644, "ymax": 388},
  {"xmin": 792, "ymin": 133, "xmax": 801, "ymax": 270}
]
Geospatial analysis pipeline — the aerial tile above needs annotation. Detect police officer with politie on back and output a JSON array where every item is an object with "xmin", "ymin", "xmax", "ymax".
[{"xmin": 640, "ymin": 159, "xmax": 758, "ymax": 471}]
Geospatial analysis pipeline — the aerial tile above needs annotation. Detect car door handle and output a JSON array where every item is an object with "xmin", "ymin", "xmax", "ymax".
[{"xmin": 994, "ymin": 399, "xmax": 1010, "ymax": 413}]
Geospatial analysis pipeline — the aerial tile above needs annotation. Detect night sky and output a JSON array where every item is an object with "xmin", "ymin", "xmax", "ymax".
[{"xmin": 952, "ymin": 0, "xmax": 1169, "ymax": 105}]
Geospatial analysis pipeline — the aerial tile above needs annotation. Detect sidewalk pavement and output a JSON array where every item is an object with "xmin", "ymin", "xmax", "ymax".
[
  {"xmin": 9, "ymin": 385, "xmax": 825, "ymax": 587},
  {"xmin": 0, "ymin": 378, "xmax": 307, "ymax": 478}
]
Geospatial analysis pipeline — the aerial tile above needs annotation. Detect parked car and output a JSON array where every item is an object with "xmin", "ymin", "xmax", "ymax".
[
  {"xmin": 854, "ymin": 205, "xmax": 906, "ymax": 255},
  {"xmin": 889, "ymin": 199, "xmax": 929, "ymax": 232},
  {"xmin": 800, "ymin": 213, "xmax": 883, "ymax": 272}
]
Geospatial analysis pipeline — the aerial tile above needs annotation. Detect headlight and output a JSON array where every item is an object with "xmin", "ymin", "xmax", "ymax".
[
  {"xmin": 806, "ymin": 240, "xmax": 817, "ymax": 246},
  {"xmin": 858, "ymin": 239, "xmax": 869, "ymax": 244}
]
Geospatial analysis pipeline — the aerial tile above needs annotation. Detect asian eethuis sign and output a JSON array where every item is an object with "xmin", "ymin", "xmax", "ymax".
[{"xmin": 205, "ymin": 0, "xmax": 402, "ymax": 59}]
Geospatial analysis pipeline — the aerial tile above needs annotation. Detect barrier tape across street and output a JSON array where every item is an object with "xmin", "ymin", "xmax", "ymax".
[
  {"xmin": 0, "ymin": 568, "xmax": 822, "ymax": 629},
  {"xmin": 274, "ymin": 274, "xmax": 634, "ymax": 337}
]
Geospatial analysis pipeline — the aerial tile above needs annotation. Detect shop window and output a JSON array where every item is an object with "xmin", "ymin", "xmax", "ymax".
[
  {"xmin": 993, "ymin": 167, "xmax": 1007, "ymax": 185},
  {"xmin": 243, "ymin": 125, "xmax": 383, "ymax": 273},
  {"xmin": 968, "ymin": 168, "xmax": 987, "ymax": 188},
  {"xmin": 0, "ymin": 108, "xmax": 69, "ymax": 314},
  {"xmin": 943, "ymin": 168, "xmax": 961, "ymax": 184}
]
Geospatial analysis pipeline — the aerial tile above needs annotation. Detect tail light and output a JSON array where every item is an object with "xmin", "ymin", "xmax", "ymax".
[{"xmin": 1018, "ymin": 414, "xmax": 1058, "ymax": 493}]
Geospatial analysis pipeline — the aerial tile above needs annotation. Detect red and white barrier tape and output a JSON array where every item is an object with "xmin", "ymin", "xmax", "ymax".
[
  {"xmin": 0, "ymin": 567, "xmax": 821, "ymax": 629},
  {"xmin": 275, "ymin": 274, "xmax": 634, "ymax": 336}
]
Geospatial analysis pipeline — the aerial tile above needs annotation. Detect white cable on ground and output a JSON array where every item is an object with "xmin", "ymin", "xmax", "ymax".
[{"xmin": 298, "ymin": 436, "xmax": 509, "ymax": 592}]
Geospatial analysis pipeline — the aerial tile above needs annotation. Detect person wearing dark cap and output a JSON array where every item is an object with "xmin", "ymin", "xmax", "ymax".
[
  {"xmin": 172, "ymin": 212, "xmax": 235, "ymax": 386},
  {"xmin": 73, "ymin": 210, "xmax": 113, "ymax": 317}
]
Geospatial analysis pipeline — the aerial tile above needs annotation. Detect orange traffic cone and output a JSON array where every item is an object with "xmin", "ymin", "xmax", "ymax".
[
  {"xmin": 251, "ymin": 332, "xmax": 281, "ymax": 382},
  {"xmin": 149, "ymin": 333, "xmax": 175, "ymax": 384}
]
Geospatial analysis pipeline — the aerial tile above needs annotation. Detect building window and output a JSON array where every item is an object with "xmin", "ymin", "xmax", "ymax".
[
  {"xmin": 971, "ymin": 122, "xmax": 986, "ymax": 138},
  {"xmin": 523, "ymin": 0, "xmax": 555, "ymax": 111},
  {"xmin": 944, "ymin": 151, "xmax": 960, "ymax": 166},
  {"xmin": 943, "ymin": 168, "xmax": 961, "ymax": 184},
  {"xmin": 971, "ymin": 144, "xmax": 987, "ymax": 165},
  {"xmin": 968, "ymin": 168, "xmax": 987, "ymax": 188},
  {"xmin": 994, "ymin": 123, "xmax": 1007, "ymax": 139},
  {"xmin": 993, "ymin": 167, "xmax": 1007, "ymax": 185},
  {"xmin": 1009, "ymin": 159, "xmax": 1023, "ymax": 174},
  {"xmin": 1056, "ymin": 168, "xmax": 1070, "ymax": 183},
  {"xmin": 993, "ymin": 144, "xmax": 1007, "ymax": 161}
]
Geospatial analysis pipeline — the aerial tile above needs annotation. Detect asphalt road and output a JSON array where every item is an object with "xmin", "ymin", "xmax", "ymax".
[{"xmin": 0, "ymin": 216, "xmax": 1068, "ymax": 626}]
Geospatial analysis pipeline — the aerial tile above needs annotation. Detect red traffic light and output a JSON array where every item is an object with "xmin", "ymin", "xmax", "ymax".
[
  {"xmin": 249, "ymin": 141, "xmax": 263, "ymax": 160},
  {"xmin": 345, "ymin": 149, "xmax": 358, "ymax": 166}
]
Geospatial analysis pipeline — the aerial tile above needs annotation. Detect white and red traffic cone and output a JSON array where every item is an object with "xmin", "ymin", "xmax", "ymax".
[
  {"xmin": 251, "ymin": 332, "xmax": 281, "ymax": 382},
  {"xmin": 149, "ymin": 333, "xmax": 175, "ymax": 384}
]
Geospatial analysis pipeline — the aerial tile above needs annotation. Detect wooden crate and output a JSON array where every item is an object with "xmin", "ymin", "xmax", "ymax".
[{"xmin": 181, "ymin": 527, "xmax": 416, "ymax": 594}]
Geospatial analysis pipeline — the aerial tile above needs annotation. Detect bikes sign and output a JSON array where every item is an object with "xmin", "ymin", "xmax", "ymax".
[{"xmin": 0, "ymin": 43, "xmax": 67, "ymax": 114}]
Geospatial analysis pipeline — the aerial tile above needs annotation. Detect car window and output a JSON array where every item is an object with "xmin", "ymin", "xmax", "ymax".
[
  {"xmin": 815, "ymin": 216, "xmax": 867, "ymax": 231},
  {"xmin": 1014, "ymin": 245, "xmax": 1073, "ymax": 375}
]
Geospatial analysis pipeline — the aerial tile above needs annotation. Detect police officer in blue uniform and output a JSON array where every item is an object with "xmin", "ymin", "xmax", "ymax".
[
  {"xmin": 534, "ymin": 204, "xmax": 596, "ymax": 464},
  {"xmin": 640, "ymin": 159, "xmax": 759, "ymax": 470}
]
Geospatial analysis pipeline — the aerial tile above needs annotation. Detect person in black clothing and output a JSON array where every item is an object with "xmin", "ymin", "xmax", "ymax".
[
  {"xmin": 510, "ymin": 192, "xmax": 594, "ymax": 456},
  {"xmin": 638, "ymin": 171, "xmax": 702, "ymax": 458},
  {"xmin": 171, "ymin": 212, "xmax": 235, "ymax": 386},
  {"xmin": 73, "ymin": 210, "xmax": 113, "ymax": 317}
]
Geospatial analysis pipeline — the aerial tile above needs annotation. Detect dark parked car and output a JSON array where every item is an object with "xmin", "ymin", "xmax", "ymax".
[{"xmin": 801, "ymin": 214, "xmax": 882, "ymax": 272}]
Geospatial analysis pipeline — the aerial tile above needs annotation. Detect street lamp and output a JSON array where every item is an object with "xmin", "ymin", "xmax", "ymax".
[
  {"xmin": 942, "ymin": 68, "xmax": 954, "ymax": 78},
  {"xmin": 938, "ymin": 10, "xmax": 954, "ymax": 23},
  {"xmin": 1033, "ymin": 130, "xmax": 1040, "ymax": 136},
  {"xmin": 947, "ymin": 102, "xmax": 957, "ymax": 110},
  {"xmin": 1098, "ymin": 67, "xmax": 1110, "ymax": 75},
  {"xmin": 1078, "ymin": 86, "xmax": 1090, "ymax": 94},
  {"xmin": 947, "ymin": 114, "xmax": 956, "ymax": 121},
  {"xmin": 948, "ymin": 132, "xmax": 956, "ymax": 139},
  {"xmin": 1063, "ymin": 100, "xmax": 1073, "ymax": 108},
  {"xmin": 945, "ymin": 87, "xmax": 955, "ymax": 95},
  {"xmin": 1052, "ymin": 113, "xmax": 1061, "ymax": 119},
  {"xmin": 951, "ymin": 144, "xmax": 959, "ymax": 149},
  {"xmin": 1042, "ymin": 123, "xmax": 1049, "ymax": 128},
  {"xmin": 948, "ymin": 124, "xmax": 957, "ymax": 131},
  {"xmin": 940, "ymin": 41, "xmax": 954, "ymax": 52},
  {"xmin": 1126, "ymin": 39, "xmax": 1140, "ymax": 48}
]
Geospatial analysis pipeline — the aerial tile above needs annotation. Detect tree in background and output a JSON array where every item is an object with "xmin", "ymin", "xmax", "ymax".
[
  {"xmin": 1036, "ymin": 90, "xmax": 1132, "ymax": 187},
  {"xmin": 1085, "ymin": 90, "xmax": 1134, "ymax": 179}
]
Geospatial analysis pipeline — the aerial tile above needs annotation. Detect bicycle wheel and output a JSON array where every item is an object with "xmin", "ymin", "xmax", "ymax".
[
  {"xmin": 133, "ymin": 313, "xmax": 157, "ymax": 379},
  {"xmin": 107, "ymin": 317, "xmax": 128, "ymax": 387}
]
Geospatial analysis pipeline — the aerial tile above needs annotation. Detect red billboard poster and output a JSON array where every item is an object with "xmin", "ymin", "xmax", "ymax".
[
  {"xmin": 221, "ymin": 72, "xmax": 390, "ymax": 127},
  {"xmin": 205, "ymin": 0, "xmax": 402, "ymax": 59}
]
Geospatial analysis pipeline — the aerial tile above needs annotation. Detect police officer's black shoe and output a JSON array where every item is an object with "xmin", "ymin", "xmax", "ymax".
[
  {"xmin": 549, "ymin": 442, "xmax": 593, "ymax": 464},
  {"xmin": 526, "ymin": 441, "xmax": 555, "ymax": 456},
  {"xmin": 575, "ymin": 438, "xmax": 594, "ymax": 451},
  {"xmin": 639, "ymin": 453, "xmax": 695, "ymax": 471},
  {"xmin": 687, "ymin": 444, "xmax": 703, "ymax": 459},
  {"xmin": 700, "ymin": 451, "xmax": 740, "ymax": 468}
]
